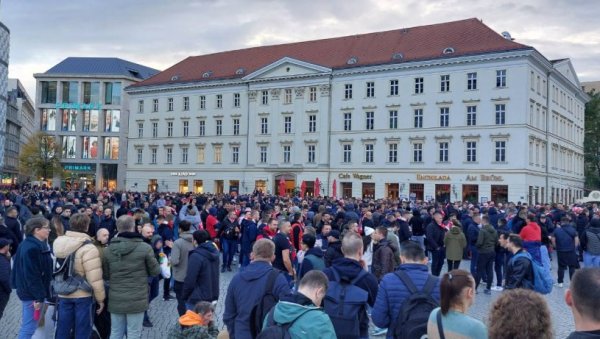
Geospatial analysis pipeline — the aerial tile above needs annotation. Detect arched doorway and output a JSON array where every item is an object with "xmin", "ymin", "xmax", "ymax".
[{"xmin": 274, "ymin": 173, "xmax": 297, "ymax": 196}]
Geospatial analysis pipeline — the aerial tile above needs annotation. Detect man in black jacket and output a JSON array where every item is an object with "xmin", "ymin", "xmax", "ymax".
[
  {"xmin": 500, "ymin": 233, "xmax": 534, "ymax": 290},
  {"xmin": 0, "ymin": 238, "xmax": 12, "ymax": 321},
  {"xmin": 182, "ymin": 230, "xmax": 220, "ymax": 309},
  {"xmin": 426, "ymin": 211, "xmax": 447, "ymax": 276}
]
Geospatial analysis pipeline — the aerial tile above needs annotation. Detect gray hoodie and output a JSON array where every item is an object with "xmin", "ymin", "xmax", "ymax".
[{"xmin": 171, "ymin": 231, "xmax": 195, "ymax": 282}]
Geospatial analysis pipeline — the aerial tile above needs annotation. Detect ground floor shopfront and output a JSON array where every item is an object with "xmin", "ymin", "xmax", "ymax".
[
  {"xmin": 52, "ymin": 162, "xmax": 124, "ymax": 191},
  {"xmin": 126, "ymin": 169, "xmax": 584, "ymax": 204}
]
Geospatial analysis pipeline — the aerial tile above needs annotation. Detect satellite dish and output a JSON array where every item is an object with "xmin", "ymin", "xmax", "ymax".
[{"xmin": 501, "ymin": 31, "xmax": 514, "ymax": 41}]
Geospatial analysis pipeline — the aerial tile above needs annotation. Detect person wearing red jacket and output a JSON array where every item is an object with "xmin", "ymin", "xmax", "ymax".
[
  {"xmin": 520, "ymin": 214, "xmax": 543, "ymax": 265},
  {"xmin": 257, "ymin": 218, "xmax": 278, "ymax": 240},
  {"xmin": 205, "ymin": 208, "xmax": 219, "ymax": 239}
]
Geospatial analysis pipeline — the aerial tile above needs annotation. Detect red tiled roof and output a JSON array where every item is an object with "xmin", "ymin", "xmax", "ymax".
[{"xmin": 131, "ymin": 18, "xmax": 530, "ymax": 88}]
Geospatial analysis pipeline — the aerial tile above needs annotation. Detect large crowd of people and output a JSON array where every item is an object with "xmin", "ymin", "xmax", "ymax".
[{"xmin": 1, "ymin": 186, "xmax": 600, "ymax": 338}]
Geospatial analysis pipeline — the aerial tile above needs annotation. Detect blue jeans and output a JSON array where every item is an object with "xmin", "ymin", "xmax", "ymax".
[
  {"xmin": 18, "ymin": 300, "xmax": 39, "ymax": 339},
  {"xmin": 430, "ymin": 248, "xmax": 445, "ymax": 276},
  {"xmin": 584, "ymin": 252, "xmax": 600, "ymax": 268},
  {"xmin": 56, "ymin": 296, "xmax": 94, "ymax": 339},
  {"xmin": 110, "ymin": 312, "xmax": 144, "ymax": 339},
  {"xmin": 469, "ymin": 245, "xmax": 479, "ymax": 276},
  {"xmin": 495, "ymin": 251, "xmax": 509, "ymax": 287},
  {"xmin": 221, "ymin": 238, "xmax": 236, "ymax": 268}
]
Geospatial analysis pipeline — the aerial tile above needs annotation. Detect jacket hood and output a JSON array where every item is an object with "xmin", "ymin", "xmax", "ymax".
[
  {"xmin": 488, "ymin": 207, "xmax": 498, "ymax": 215},
  {"xmin": 239, "ymin": 261, "xmax": 274, "ymax": 282},
  {"xmin": 450, "ymin": 226, "xmax": 462, "ymax": 235},
  {"xmin": 179, "ymin": 231, "xmax": 193, "ymax": 243},
  {"xmin": 329, "ymin": 257, "xmax": 364, "ymax": 279},
  {"xmin": 179, "ymin": 310, "xmax": 203, "ymax": 327},
  {"xmin": 53, "ymin": 231, "xmax": 93, "ymax": 258},
  {"xmin": 274, "ymin": 293, "xmax": 320, "ymax": 324},
  {"xmin": 191, "ymin": 241, "xmax": 220, "ymax": 262},
  {"xmin": 590, "ymin": 219, "xmax": 600, "ymax": 229},
  {"xmin": 305, "ymin": 246, "xmax": 324, "ymax": 258},
  {"xmin": 108, "ymin": 232, "xmax": 144, "ymax": 256}
]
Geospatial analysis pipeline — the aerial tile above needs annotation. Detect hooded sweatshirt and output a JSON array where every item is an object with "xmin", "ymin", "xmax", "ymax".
[
  {"xmin": 444, "ymin": 226, "xmax": 467, "ymax": 261},
  {"xmin": 476, "ymin": 224, "xmax": 498, "ymax": 254},
  {"xmin": 171, "ymin": 231, "xmax": 195, "ymax": 282},
  {"xmin": 182, "ymin": 242, "xmax": 220, "ymax": 304}
]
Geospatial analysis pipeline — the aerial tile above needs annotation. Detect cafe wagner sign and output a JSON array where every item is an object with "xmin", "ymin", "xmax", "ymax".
[{"xmin": 339, "ymin": 173, "xmax": 373, "ymax": 180}]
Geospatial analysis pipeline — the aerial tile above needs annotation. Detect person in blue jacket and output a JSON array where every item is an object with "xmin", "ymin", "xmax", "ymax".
[
  {"xmin": 224, "ymin": 238, "xmax": 290, "ymax": 339},
  {"xmin": 372, "ymin": 241, "xmax": 441, "ymax": 339},
  {"xmin": 240, "ymin": 210, "xmax": 259, "ymax": 269},
  {"xmin": 10, "ymin": 217, "xmax": 54, "ymax": 338}
]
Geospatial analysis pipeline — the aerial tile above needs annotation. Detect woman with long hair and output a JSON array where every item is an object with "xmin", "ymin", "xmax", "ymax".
[{"xmin": 427, "ymin": 269, "xmax": 487, "ymax": 339}]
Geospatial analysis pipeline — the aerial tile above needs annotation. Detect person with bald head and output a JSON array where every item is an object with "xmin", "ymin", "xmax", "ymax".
[{"xmin": 94, "ymin": 228, "xmax": 110, "ymax": 257}]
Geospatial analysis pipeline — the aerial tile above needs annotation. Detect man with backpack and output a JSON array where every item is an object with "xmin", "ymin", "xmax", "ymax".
[
  {"xmin": 224, "ymin": 239, "xmax": 290, "ymax": 339},
  {"xmin": 500, "ymin": 233, "xmax": 535, "ymax": 290},
  {"xmin": 53, "ymin": 213, "xmax": 105, "ymax": 339},
  {"xmin": 372, "ymin": 240, "xmax": 441, "ymax": 339},
  {"xmin": 260, "ymin": 270, "xmax": 336, "ymax": 339},
  {"xmin": 323, "ymin": 232, "xmax": 378, "ymax": 339},
  {"xmin": 551, "ymin": 216, "xmax": 580, "ymax": 287}
]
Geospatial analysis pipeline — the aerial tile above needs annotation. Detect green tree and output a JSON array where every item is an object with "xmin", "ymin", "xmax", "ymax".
[
  {"xmin": 18, "ymin": 132, "xmax": 62, "ymax": 180},
  {"xmin": 584, "ymin": 91, "xmax": 600, "ymax": 189}
]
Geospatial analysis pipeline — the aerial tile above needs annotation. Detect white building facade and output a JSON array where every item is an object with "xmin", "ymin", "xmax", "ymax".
[{"xmin": 126, "ymin": 19, "xmax": 587, "ymax": 204}]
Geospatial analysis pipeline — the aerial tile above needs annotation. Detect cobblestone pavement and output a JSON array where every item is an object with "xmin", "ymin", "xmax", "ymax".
[{"xmin": 0, "ymin": 255, "xmax": 576, "ymax": 338}]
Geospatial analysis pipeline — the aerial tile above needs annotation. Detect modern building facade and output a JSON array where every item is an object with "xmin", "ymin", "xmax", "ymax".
[
  {"xmin": 126, "ymin": 18, "xmax": 588, "ymax": 204},
  {"xmin": 6, "ymin": 79, "xmax": 35, "ymax": 184},
  {"xmin": 0, "ymin": 18, "xmax": 9, "ymax": 178},
  {"xmin": 34, "ymin": 57, "xmax": 158, "ymax": 190}
]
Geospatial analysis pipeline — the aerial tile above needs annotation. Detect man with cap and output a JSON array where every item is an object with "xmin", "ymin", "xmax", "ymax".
[
  {"xmin": 0, "ymin": 238, "xmax": 12, "ymax": 320},
  {"xmin": 324, "ymin": 230, "xmax": 343, "ymax": 267}
]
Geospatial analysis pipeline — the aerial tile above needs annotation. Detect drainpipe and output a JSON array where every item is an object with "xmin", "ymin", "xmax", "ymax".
[
  {"xmin": 326, "ymin": 74, "xmax": 333, "ymax": 197},
  {"xmin": 245, "ymin": 82, "xmax": 251, "ymax": 195},
  {"xmin": 545, "ymin": 70, "xmax": 552, "ymax": 203}
]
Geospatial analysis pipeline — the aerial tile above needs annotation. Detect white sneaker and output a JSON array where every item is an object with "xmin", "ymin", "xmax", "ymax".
[
  {"xmin": 491, "ymin": 286, "xmax": 504, "ymax": 291},
  {"xmin": 555, "ymin": 283, "xmax": 563, "ymax": 288}
]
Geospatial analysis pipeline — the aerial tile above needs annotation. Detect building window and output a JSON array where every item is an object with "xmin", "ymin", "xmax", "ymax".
[
  {"xmin": 343, "ymin": 144, "xmax": 352, "ymax": 163},
  {"xmin": 183, "ymin": 97, "xmax": 189, "ymax": 111},
  {"xmin": 344, "ymin": 84, "xmax": 353, "ymax": 99},
  {"xmin": 495, "ymin": 141, "xmax": 506, "ymax": 162},
  {"xmin": 260, "ymin": 117, "xmax": 268, "ymax": 134},
  {"xmin": 152, "ymin": 122, "xmax": 158, "ymax": 138},
  {"xmin": 136, "ymin": 148, "xmax": 143, "ymax": 164},
  {"xmin": 200, "ymin": 95, "xmax": 206, "ymax": 110},
  {"xmin": 366, "ymin": 111, "xmax": 374, "ymax": 130},
  {"xmin": 233, "ymin": 119, "xmax": 240, "ymax": 135},
  {"xmin": 61, "ymin": 81, "xmax": 78, "ymax": 104},
  {"xmin": 365, "ymin": 144, "xmax": 374, "ymax": 163},
  {"xmin": 183, "ymin": 120, "xmax": 189, "ymax": 137},
  {"xmin": 413, "ymin": 143, "xmax": 423, "ymax": 162},
  {"xmin": 466, "ymin": 141, "xmax": 477, "ymax": 162},
  {"xmin": 414, "ymin": 109, "xmax": 423, "ymax": 128},
  {"xmin": 388, "ymin": 143, "xmax": 398, "ymax": 163},
  {"xmin": 261, "ymin": 90, "xmax": 269, "ymax": 105},
  {"xmin": 104, "ymin": 82, "xmax": 121, "ymax": 105},
  {"xmin": 152, "ymin": 99, "xmax": 158, "ymax": 112},
  {"xmin": 389, "ymin": 110, "xmax": 398, "ymax": 129},
  {"xmin": 466, "ymin": 106, "xmax": 477, "ymax": 126},
  {"xmin": 216, "ymin": 94, "xmax": 222, "ymax": 108},
  {"xmin": 307, "ymin": 145, "xmax": 316, "ymax": 163},
  {"xmin": 390, "ymin": 79, "xmax": 399, "ymax": 96},
  {"xmin": 137, "ymin": 122, "xmax": 143, "ymax": 138},
  {"xmin": 284, "ymin": 89, "xmax": 292, "ymax": 104},
  {"xmin": 495, "ymin": 104, "xmax": 506, "ymax": 125},
  {"xmin": 167, "ymin": 121, "xmax": 173, "ymax": 137},
  {"xmin": 83, "ymin": 82, "xmax": 100, "ymax": 104},
  {"xmin": 182, "ymin": 147, "xmax": 188, "ymax": 164},
  {"xmin": 284, "ymin": 116, "xmax": 292, "ymax": 134},
  {"xmin": 283, "ymin": 145, "xmax": 291, "ymax": 163},
  {"xmin": 414, "ymin": 77, "xmax": 424, "ymax": 94},
  {"xmin": 308, "ymin": 115, "xmax": 317, "ymax": 133},
  {"xmin": 439, "ymin": 142, "xmax": 449, "ymax": 162},
  {"xmin": 216, "ymin": 119, "xmax": 222, "ymax": 136},
  {"xmin": 309, "ymin": 87, "xmax": 317, "ymax": 102},
  {"xmin": 41, "ymin": 81, "xmax": 57, "ymax": 104},
  {"xmin": 166, "ymin": 147, "xmax": 173, "ymax": 164},
  {"xmin": 343, "ymin": 113, "xmax": 352, "ymax": 131},
  {"xmin": 440, "ymin": 107, "xmax": 449, "ymax": 127},
  {"xmin": 196, "ymin": 146, "xmax": 205, "ymax": 163},
  {"xmin": 138, "ymin": 100, "xmax": 144, "ymax": 113},
  {"xmin": 467, "ymin": 72, "xmax": 477, "ymax": 90},
  {"xmin": 366, "ymin": 82, "xmax": 375, "ymax": 98},
  {"xmin": 259, "ymin": 146, "xmax": 267, "ymax": 164},
  {"xmin": 199, "ymin": 120, "xmax": 205, "ymax": 136},
  {"xmin": 440, "ymin": 75, "xmax": 450, "ymax": 92},
  {"xmin": 232, "ymin": 146, "xmax": 239, "ymax": 164},
  {"xmin": 496, "ymin": 70, "xmax": 507, "ymax": 88},
  {"xmin": 214, "ymin": 145, "xmax": 222, "ymax": 163},
  {"xmin": 151, "ymin": 148, "xmax": 157, "ymax": 164},
  {"xmin": 234, "ymin": 93, "xmax": 240, "ymax": 107}
]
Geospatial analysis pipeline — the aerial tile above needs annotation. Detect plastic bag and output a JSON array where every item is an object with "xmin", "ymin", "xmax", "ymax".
[{"xmin": 159, "ymin": 253, "xmax": 171, "ymax": 279}]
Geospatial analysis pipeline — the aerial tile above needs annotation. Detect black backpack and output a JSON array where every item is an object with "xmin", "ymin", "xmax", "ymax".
[
  {"xmin": 52, "ymin": 240, "xmax": 93, "ymax": 295},
  {"xmin": 257, "ymin": 307, "xmax": 316, "ymax": 339},
  {"xmin": 249, "ymin": 269, "xmax": 281, "ymax": 338},
  {"xmin": 323, "ymin": 268, "xmax": 368, "ymax": 339},
  {"xmin": 392, "ymin": 270, "xmax": 439, "ymax": 339}
]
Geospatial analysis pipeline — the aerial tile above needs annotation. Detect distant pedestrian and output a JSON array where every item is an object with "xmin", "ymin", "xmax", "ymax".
[
  {"xmin": 0, "ymin": 238, "xmax": 12, "ymax": 321},
  {"xmin": 551, "ymin": 217, "xmax": 580, "ymax": 287},
  {"xmin": 171, "ymin": 220, "xmax": 195, "ymax": 316},
  {"xmin": 444, "ymin": 222, "xmax": 467, "ymax": 271}
]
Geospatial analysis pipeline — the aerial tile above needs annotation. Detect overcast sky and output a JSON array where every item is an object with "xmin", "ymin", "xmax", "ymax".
[{"xmin": 2, "ymin": 0, "xmax": 599, "ymax": 97}]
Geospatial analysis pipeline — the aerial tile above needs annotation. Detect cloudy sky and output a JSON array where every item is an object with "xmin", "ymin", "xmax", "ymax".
[{"xmin": 2, "ymin": 0, "xmax": 599, "ymax": 96}]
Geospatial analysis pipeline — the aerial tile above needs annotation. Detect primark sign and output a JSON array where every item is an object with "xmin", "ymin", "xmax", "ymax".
[{"xmin": 54, "ymin": 102, "xmax": 102, "ymax": 110}]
